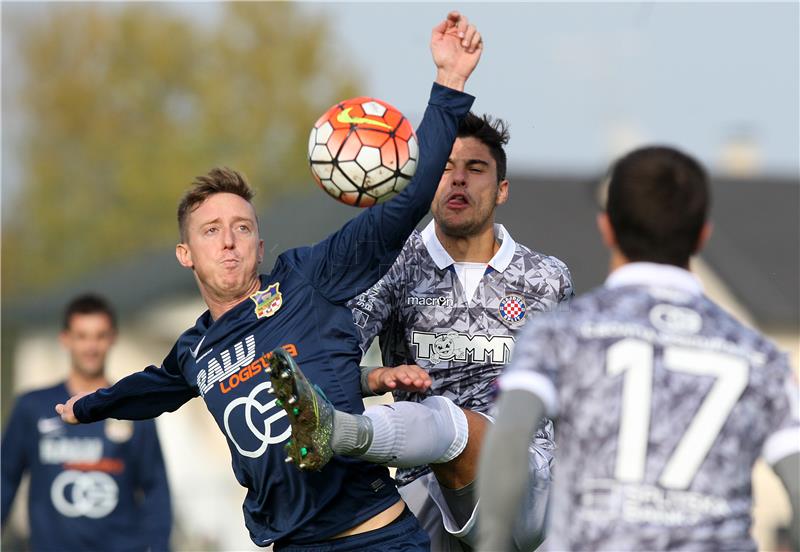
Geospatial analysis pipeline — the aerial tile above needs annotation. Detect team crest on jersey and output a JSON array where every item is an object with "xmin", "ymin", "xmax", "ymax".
[
  {"xmin": 499, "ymin": 294, "xmax": 526, "ymax": 323},
  {"xmin": 251, "ymin": 283, "xmax": 282, "ymax": 319},
  {"xmin": 105, "ymin": 419, "xmax": 134, "ymax": 443}
]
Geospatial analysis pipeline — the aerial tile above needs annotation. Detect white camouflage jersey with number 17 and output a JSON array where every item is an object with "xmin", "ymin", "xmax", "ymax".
[
  {"xmin": 349, "ymin": 221, "xmax": 573, "ymax": 484},
  {"xmin": 501, "ymin": 262, "xmax": 800, "ymax": 551}
]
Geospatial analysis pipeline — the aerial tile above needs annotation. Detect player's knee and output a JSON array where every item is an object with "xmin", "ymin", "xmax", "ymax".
[{"xmin": 420, "ymin": 396, "xmax": 469, "ymax": 464}]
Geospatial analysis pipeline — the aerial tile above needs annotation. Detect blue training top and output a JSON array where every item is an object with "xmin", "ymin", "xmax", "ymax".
[
  {"xmin": 2, "ymin": 382, "xmax": 172, "ymax": 552},
  {"xmin": 73, "ymin": 83, "xmax": 474, "ymax": 547}
]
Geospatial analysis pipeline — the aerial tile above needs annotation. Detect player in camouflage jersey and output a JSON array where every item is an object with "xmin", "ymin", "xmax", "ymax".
[
  {"xmin": 281, "ymin": 113, "xmax": 573, "ymax": 551},
  {"xmin": 478, "ymin": 146, "xmax": 800, "ymax": 551}
]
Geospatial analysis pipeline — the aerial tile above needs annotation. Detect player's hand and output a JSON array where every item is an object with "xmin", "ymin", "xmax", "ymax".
[
  {"xmin": 431, "ymin": 11, "xmax": 483, "ymax": 91},
  {"xmin": 368, "ymin": 364, "xmax": 432, "ymax": 394},
  {"xmin": 55, "ymin": 392, "xmax": 91, "ymax": 424}
]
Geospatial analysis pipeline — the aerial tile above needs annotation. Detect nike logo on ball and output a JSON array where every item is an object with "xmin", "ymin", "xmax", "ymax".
[{"xmin": 336, "ymin": 107, "xmax": 392, "ymax": 130}]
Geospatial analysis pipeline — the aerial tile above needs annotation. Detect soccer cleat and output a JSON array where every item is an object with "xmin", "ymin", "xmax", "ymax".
[{"xmin": 268, "ymin": 347, "xmax": 334, "ymax": 471}]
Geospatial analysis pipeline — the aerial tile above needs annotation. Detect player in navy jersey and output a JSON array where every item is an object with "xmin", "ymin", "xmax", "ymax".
[
  {"xmin": 478, "ymin": 146, "xmax": 800, "ymax": 551},
  {"xmin": 2, "ymin": 294, "xmax": 171, "ymax": 552},
  {"xmin": 277, "ymin": 113, "xmax": 572, "ymax": 551},
  {"xmin": 55, "ymin": 12, "xmax": 482, "ymax": 551}
]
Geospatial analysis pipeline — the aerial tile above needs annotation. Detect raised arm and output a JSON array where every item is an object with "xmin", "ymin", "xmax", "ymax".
[
  {"xmin": 299, "ymin": 12, "xmax": 481, "ymax": 303},
  {"xmin": 373, "ymin": 9, "xmax": 483, "ymax": 248},
  {"xmin": 56, "ymin": 344, "xmax": 197, "ymax": 423}
]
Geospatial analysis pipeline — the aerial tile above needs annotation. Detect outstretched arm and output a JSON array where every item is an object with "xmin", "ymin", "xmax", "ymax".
[{"xmin": 56, "ymin": 344, "xmax": 196, "ymax": 424}]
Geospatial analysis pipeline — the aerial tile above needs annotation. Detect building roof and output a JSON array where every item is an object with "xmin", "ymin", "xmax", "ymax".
[{"xmin": 501, "ymin": 173, "xmax": 799, "ymax": 331}]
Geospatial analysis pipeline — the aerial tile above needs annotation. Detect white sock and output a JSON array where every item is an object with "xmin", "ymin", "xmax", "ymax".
[{"xmin": 359, "ymin": 396, "xmax": 469, "ymax": 468}]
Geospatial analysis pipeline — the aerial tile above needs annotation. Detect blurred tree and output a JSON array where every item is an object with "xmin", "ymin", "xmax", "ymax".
[{"xmin": 2, "ymin": 3, "xmax": 360, "ymax": 296}]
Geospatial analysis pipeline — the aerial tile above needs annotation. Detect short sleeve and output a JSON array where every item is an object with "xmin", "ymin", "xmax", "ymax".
[
  {"xmin": 499, "ymin": 316, "xmax": 562, "ymax": 418},
  {"xmin": 760, "ymin": 353, "xmax": 800, "ymax": 466}
]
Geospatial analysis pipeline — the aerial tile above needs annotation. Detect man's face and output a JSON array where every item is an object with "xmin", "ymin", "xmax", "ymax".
[
  {"xmin": 176, "ymin": 193, "xmax": 264, "ymax": 300},
  {"xmin": 60, "ymin": 313, "xmax": 116, "ymax": 379},
  {"xmin": 431, "ymin": 137, "xmax": 508, "ymax": 237}
]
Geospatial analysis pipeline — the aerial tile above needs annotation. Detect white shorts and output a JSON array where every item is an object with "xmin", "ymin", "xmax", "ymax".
[{"xmin": 398, "ymin": 414, "xmax": 553, "ymax": 552}]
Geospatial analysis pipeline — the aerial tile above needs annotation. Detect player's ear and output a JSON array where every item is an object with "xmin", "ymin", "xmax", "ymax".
[
  {"xmin": 496, "ymin": 179, "xmax": 509, "ymax": 206},
  {"xmin": 176, "ymin": 242, "xmax": 193, "ymax": 269},
  {"xmin": 596, "ymin": 212, "xmax": 617, "ymax": 248},
  {"xmin": 257, "ymin": 239, "xmax": 264, "ymax": 264},
  {"xmin": 694, "ymin": 221, "xmax": 713, "ymax": 255}
]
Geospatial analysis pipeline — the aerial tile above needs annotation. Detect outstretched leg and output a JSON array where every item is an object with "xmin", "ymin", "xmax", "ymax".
[
  {"xmin": 334, "ymin": 395, "xmax": 470, "ymax": 468},
  {"xmin": 269, "ymin": 346, "xmax": 471, "ymax": 472},
  {"xmin": 268, "ymin": 347, "xmax": 334, "ymax": 470},
  {"xmin": 268, "ymin": 351, "xmax": 549, "ymax": 548}
]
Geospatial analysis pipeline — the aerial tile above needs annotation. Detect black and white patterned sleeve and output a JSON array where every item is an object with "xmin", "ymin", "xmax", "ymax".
[
  {"xmin": 761, "ymin": 351, "xmax": 800, "ymax": 466},
  {"xmin": 552, "ymin": 256, "xmax": 575, "ymax": 305},
  {"xmin": 499, "ymin": 314, "xmax": 564, "ymax": 418},
  {"xmin": 348, "ymin": 239, "xmax": 411, "ymax": 355}
]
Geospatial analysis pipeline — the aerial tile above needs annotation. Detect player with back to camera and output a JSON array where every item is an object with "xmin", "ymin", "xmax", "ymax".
[
  {"xmin": 275, "ymin": 113, "xmax": 573, "ymax": 551},
  {"xmin": 2, "ymin": 294, "xmax": 171, "ymax": 552},
  {"xmin": 477, "ymin": 146, "xmax": 800, "ymax": 551},
  {"xmin": 55, "ymin": 12, "xmax": 482, "ymax": 551}
]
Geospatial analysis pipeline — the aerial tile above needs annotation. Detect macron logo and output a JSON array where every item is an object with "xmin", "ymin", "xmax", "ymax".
[{"xmin": 406, "ymin": 295, "xmax": 454, "ymax": 308}]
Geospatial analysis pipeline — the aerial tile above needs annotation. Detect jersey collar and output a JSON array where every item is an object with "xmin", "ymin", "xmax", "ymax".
[
  {"xmin": 420, "ymin": 221, "xmax": 517, "ymax": 273},
  {"xmin": 605, "ymin": 262, "xmax": 704, "ymax": 295}
]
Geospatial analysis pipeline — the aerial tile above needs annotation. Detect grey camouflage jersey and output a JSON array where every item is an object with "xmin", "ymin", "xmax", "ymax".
[
  {"xmin": 349, "ymin": 223, "xmax": 573, "ymax": 484},
  {"xmin": 501, "ymin": 263, "xmax": 800, "ymax": 551}
]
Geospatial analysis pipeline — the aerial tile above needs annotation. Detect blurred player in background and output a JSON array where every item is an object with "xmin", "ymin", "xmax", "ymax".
[
  {"xmin": 55, "ymin": 12, "xmax": 482, "ymax": 551},
  {"xmin": 478, "ymin": 146, "xmax": 800, "ymax": 551},
  {"xmin": 282, "ymin": 113, "xmax": 573, "ymax": 551},
  {"xmin": 2, "ymin": 294, "xmax": 172, "ymax": 552}
]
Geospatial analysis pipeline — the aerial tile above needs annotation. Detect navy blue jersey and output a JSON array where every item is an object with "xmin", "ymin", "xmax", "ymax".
[
  {"xmin": 72, "ymin": 83, "xmax": 474, "ymax": 547},
  {"xmin": 1, "ymin": 382, "xmax": 171, "ymax": 552}
]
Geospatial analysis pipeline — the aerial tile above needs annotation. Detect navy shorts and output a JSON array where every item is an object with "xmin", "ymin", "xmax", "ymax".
[{"xmin": 274, "ymin": 507, "xmax": 430, "ymax": 552}]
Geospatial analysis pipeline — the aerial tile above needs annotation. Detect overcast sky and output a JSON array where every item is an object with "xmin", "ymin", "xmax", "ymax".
[
  {"xmin": 300, "ymin": 2, "xmax": 799, "ymax": 176},
  {"xmin": 3, "ymin": 1, "xmax": 798, "ymax": 189}
]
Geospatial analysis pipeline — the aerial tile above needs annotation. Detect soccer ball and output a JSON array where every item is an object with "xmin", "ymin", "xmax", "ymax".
[{"xmin": 308, "ymin": 97, "xmax": 418, "ymax": 207}]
